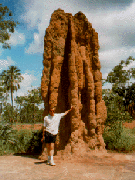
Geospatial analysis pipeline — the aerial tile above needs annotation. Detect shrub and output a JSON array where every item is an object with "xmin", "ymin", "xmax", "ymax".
[
  {"xmin": 0, "ymin": 119, "xmax": 43, "ymax": 155},
  {"xmin": 9, "ymin": 129, "xmax": 43, "ymax": 155},
  {"xmin": 15, "ymin": 129, "xmax": 34, "ymax": 153},
  {"xmin": 25, "ymin": 129, "xmax": 43, "ymax": 154},
  {"xmin": 0, "ymin": 120, "xmax": 18, "ymax": 155},
  {"xmin": 103, "ymin": 121, "xmax": 135, "ymax": 152}
]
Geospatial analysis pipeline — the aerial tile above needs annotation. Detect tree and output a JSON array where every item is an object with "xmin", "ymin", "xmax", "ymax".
[
  {"xmin": 102, "ymin": 89, "xmax": 133, "ymax": 125},
  {"xmin": 106, "ymin": 56, "xmax": 135, "ymax": 109},
  {"xmin": 0, "ymin": 3, "xmax": 19, "ymax": 49},
  {"xmin": 15, "ymin": 87, "xmax": 43, "ymax": 123},
  {"xmin": 14, "ymin": 96, "xmax": 25, "ymax": 122},
  {"xmin": 0, "ymin": 66, "xmax": 24, "ymax": 116},
  {"xmin": 106, "ymin": 56, "xmax": 135, "ymax": 89}
]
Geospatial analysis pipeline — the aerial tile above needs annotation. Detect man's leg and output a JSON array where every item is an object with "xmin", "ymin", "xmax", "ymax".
[
  {"xmin": 46, "ymin": 143, "xmax": 51, "ymax": 164},
  {"xmin": 38, "ymin": 142, "xmax": 46, "ymax": 160},
  {"xmin": 50, "ymin": 143, "xmax": 55, "ymax": 165}
]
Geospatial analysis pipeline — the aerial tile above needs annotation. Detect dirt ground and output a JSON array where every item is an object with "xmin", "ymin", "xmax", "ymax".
[
  {"xmin": 13, "ymin": 120, "xmax": 135, "ymax": 131},
  {"xmin": 0, "ymin": 151, "xmax": 135, "ymax": 180}
]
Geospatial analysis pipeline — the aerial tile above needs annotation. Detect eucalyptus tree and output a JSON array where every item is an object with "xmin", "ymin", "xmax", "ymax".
[
  {"xmin": 26, "ymin": 87, "xmax": 43, "ymax": 123},
  {"xmin": 15, "ymin": 87, "xmax": 43, "ymax": 123},
  {"xmin": 106, "ymin": 56, "xmax": 135, "ymax": 108},
  {"xmin": 0, "ymin": 3, "xmax": 19, "ymax": 49},
  {"xmin": 0, "ymin": 66, "xmax": 24, "ymax": 116},
  {"xmin": 106, "ymin": 56, "xmax": 135, "ymax": 89}
]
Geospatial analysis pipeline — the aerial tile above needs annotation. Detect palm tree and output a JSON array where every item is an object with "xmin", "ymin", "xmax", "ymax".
[{"xmin": 0, "ymin": 66, "xmax": 24, "ymax": 116}]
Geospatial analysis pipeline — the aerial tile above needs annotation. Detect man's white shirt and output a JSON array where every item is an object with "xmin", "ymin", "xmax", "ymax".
[{"xmin": 44, "ymin": 113, "xmax": 65, "ymax": 135}]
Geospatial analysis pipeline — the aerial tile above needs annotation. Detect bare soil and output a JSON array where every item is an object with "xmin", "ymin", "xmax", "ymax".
[
  {"xmin": 13, "ymin": 120, "xmax": 135, "ymax": 131},
  {"xmin": 13, "ymin": 123, "xmax": 43, "ymax": 131},
  {"xmin": 0, "ymin": 151, "xmax": 135, "ymax": 180}
]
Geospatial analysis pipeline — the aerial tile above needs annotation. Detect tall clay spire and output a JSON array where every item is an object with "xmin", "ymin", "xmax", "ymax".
[{"xmin": 41, "ymin": 9, "xmax": 107, "ymax": 156}]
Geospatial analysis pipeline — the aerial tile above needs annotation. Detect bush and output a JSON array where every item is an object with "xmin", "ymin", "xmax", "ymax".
[
  {"xmin": 103, "ymin": 121, "xmax": 135, "ymax": 152},
  {"xmin": 25, "ymin": 129, "xmax": 43, "ymax": 154},
  {"xmin": 0, "ymin": 119, "xmax": 43, "ymax": 155},
  {"xmin": 0, "ymin": 120, "xmax": 18, "ymax": 155},
  {"xmin": 103, "ymin": 90, "xmax": 133, "ymax": 125},
  {"xmin": 15, "ymin": 129, "xmax": 34, "ymax": 153}
]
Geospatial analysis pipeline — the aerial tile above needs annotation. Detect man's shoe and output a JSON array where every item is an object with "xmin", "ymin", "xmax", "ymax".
[
  {"xmin": 46, "ymin": 160, "xmax": 50, "ymax": 165},
  {"xmin": 50, "ymin": 160, "xmax": 56, "ymax": 166}
]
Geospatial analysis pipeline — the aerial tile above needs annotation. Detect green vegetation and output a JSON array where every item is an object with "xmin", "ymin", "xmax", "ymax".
[
  {"xmin": 0, "ymin": 66, "xmax": 44, "ymax": 123},
  {"xmin": 0, "ymin": 3, "xmax": 19, "ymax": 49},
  {"xmin": 105, "ymin": 56, "xmax": 135, "ymax": 111},
  {"xmin": 103, "ymin": 121, "xmax": 135, "ymax": 152},
  {"xmin": 0, "ymin": 120, "xmax": 43, "ymax": 155},
  {"xmin": 0, "ymin": 65, "xmax": 43, "ymax": 155},
  {"xmin": 1, "ymin": 56, "xmax": 135, "ymax": 155},
  {"xmin": 103, "ymin": 88, "xmax": 135, "ymax": 152},
  {"xmin": 0, "ymin": 120, "xmax": 17, "ymax": 155},
  {"xmin": 0, "ymin": 66, "xmax": 24, "ymax": 118},
  {"xmin": 103, "ymin": 89, "xmax": 133, "ymax": 125},
  {"xmin": 14, "ymin": 87, "xmax": 43, "ymax": 123},
  {"xmin": 103, "ymin": 56, "xmax": 135, "ymax": 152}
]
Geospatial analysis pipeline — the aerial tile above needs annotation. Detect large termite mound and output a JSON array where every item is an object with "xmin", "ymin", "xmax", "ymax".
[{"xmin": 41, "ymin": 9, "xmax": 107, "ymax": 156}]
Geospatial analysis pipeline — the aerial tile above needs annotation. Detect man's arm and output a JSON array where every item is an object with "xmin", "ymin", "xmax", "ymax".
[{"xmin": 64, "ymin": 106, "xmax": 73, "ymax": 116}]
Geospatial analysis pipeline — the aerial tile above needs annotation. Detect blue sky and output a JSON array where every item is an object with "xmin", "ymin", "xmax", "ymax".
[{"xmin": 1, "ymin": 0, "xmax": 135, "ymax": 99}]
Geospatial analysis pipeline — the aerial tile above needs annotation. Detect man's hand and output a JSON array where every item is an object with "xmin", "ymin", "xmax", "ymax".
[
  {"xmin": 41, "ymin": 127, "xmax": 46, "ymax": 143},
  {"xmin": 65, "ymin": 106, "xmax": 73, "ymax": 115},
  {"xmin": 41, "ymin": 137, "xmax": 44, "ymax": 143},
  {"xmin": 71, "ymin": 105, "xmax": 73, "ymax": 110}
]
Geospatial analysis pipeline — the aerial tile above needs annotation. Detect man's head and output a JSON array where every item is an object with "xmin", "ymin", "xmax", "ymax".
[{"xmin": 49, "ymin": 108, "xmax": 55, "ymax": 116}]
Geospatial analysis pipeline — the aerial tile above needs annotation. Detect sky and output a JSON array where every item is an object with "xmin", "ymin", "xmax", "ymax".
[{"xmin": 1, "ymin": 0, "xmax": 135, "ymax": 100}]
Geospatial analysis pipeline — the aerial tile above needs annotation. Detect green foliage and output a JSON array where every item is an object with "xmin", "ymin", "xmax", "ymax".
[
  {"xmin": 103, "ymin": 56, "xmax": 135, "ymax": 152},
  {"xmin": 0, "ymin": 4, "xmax": 19, "ymax": 49},
  {"xmin": 1, "ymin": 103, "xmax": 12, "ymax": 122},
  {"xmin": 26, "ymin": 129, "xmax": 43, "ymax": 154},
  {"xmin": 0, "ymin": 120, "xmax": 18, "ymax": 155},
  {"xmin": 103, "ymin": 121, "xmax": 135, "ymax": 152},
  {"xmin": 106, "ymin": 56, "xmax": 135, "ymax": 86},
  {"xmin": 1, "ymin": 86, "xmax": 43, "ymax": 124},
  {"xmin": 15, "ymin": 129, "xmax": 36, "ymax": 153},
  {"xmin": 103, "ymin": 89, "xmax": 133, "ymax": 125},
  {"xmin": 105, "ymin": 56, "xmax": 135, "ymax": 111},
  {"xmin": 14, "ymin": 87, "xmax": 44, "ymax": 123},
  {"xmin": 0, "ymin": 66, "xmax": 24, "ymax": 115},
  {"xmin": 0, "ymin": 119, "xmax": 43, "ymax": 155}
]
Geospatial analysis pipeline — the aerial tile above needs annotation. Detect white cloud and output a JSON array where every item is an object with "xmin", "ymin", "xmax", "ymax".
[
  {"xmin": 16, "ymin": 73, "xmax": 37, "ymax": 96},
  {"xmin": 0, "ymin": 57, "xmax": 15, "ymax": 72},
  {"xmin": 102, "ymin": 83, "xmax": 112, "ymax": 90},
  {"xmin": 99, "ymin": 47, "xmax": 135, "ymax": 70},
  {"xmin": 22, "ymin": 0, "xmax": 135, "ymax": 86},
  {"xmin": 102, "ymin": 73, "xmax": 109, "ymax": 80},
  {"xmin": 123, "ymin": 61, "xmax": 135, "ymax": 70},
  {"xmin": 25, "ymin": 32, "xmax": 44, "ymax": 54},
  {"xmin": 23, "ymin": 0, "xmax": 74, "ymax": 54},
  {"xmin": 7, "ymin": 30, "xmax": 25, "ymax": 46},
  {"xmin": 4, "ymin": 72, "xmax": 38, "ymax": 106}
]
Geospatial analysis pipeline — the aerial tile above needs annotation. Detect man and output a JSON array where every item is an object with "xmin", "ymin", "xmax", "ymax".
[{"xmin": 41, "ymin": 106, "xmax": 73, "ymax": 166}]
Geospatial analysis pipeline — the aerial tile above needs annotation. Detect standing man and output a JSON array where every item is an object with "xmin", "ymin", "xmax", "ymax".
[{"xmin": 41, "ymin": 106, "xmax": 73, "ymax": 166}]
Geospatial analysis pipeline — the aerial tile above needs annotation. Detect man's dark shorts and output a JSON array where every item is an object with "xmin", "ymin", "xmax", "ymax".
[{"xmin": 44, "ymin": 131, "xmax": 57, "ymax": 143}]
